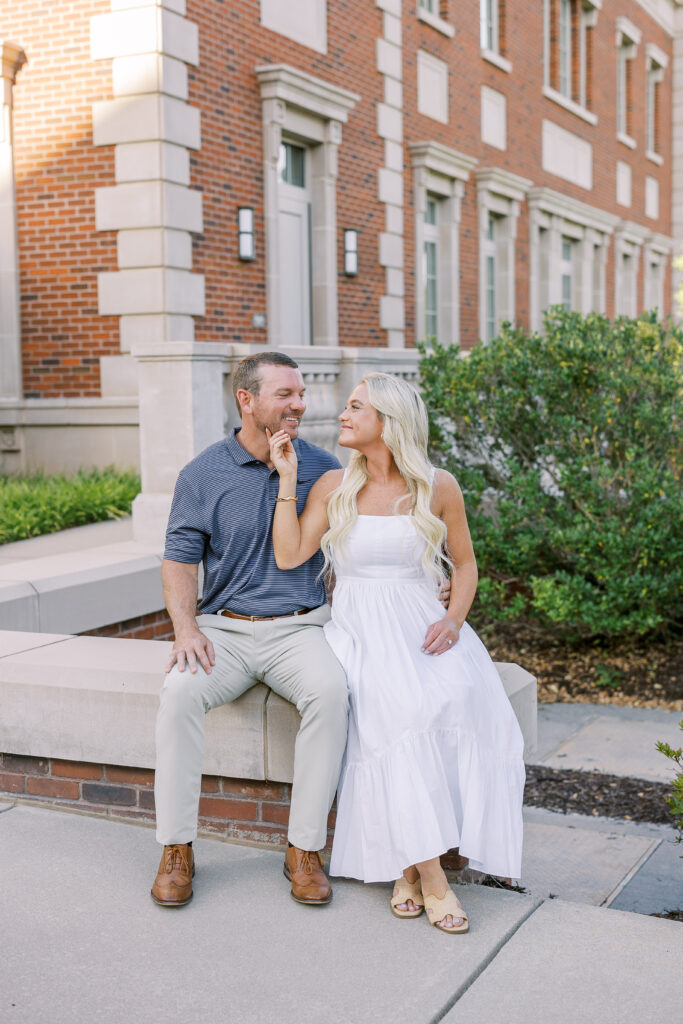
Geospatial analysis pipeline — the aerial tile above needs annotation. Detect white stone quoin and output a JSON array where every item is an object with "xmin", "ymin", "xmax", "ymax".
[{"xmin": 90, "ymin": 0, "xmax": 205, "ymax": 544}]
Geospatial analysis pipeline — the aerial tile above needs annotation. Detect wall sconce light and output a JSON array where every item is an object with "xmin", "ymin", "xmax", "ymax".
[
  {"xmin": 238, "ymin": 207, "xmax": 255, "ymax": 260},
  {"xmin": 344, "ymin": 230, "xmax": 358, "ymax": 275}
]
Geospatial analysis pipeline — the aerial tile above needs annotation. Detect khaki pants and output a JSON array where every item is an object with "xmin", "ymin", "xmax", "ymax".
[{"xmin": 154, "ymin": 605, "xmax": 349, "ymax": 852}]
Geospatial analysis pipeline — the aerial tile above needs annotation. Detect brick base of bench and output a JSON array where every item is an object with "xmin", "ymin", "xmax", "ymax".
[
  {"xmin": 81, "ymin": 609, "xmax": 174, "ymax": 642},
  {"xmin": 0, "ymin": 752, "xmax": 468, "ymax": 870}
]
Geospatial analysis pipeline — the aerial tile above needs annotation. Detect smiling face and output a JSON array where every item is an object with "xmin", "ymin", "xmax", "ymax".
[
  {"xmin": 338, "ymin": 383, "xmax": 384, "ymax": 449},
  {"xmin": 242, "ymin": 364, "xmax": 306, "ymax": 439}
]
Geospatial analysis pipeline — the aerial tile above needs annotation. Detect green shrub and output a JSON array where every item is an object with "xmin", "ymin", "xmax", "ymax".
[
  {"xmin": 0, "ymin": 468, "xmax": 141, "ymax": 544},
  {"xmin": 420, "ymin": 308, "xmax": 683, "ymax": 638},
  {"xmin": 656, "ymin": 722, "xmax": 683, "ymax": 853}
]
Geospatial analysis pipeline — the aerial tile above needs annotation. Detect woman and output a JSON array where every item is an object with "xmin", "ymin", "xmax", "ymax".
[{"xmin": 267, "ymin": 373, "xmax": 524, "ymax": 933}]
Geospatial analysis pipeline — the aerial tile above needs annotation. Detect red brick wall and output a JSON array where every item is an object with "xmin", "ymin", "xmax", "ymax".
[
  {"xmin": 8, "ymin": 1, "xmax": 674, "ymax": 398},
  {"xmin": 186, "ymin": 0, "xmax": 387, "ymax": 348},
  {"xmin": 401, "ymin": 1, "xmax": 673, "ymax": 345},
  {"xmin": 81, "ymin": 608, "xmax": 174, "ymax": 642},
  {"xmin": 5, "ymin": 0, "xmax": 119, "ymax": 398},
  {"xmin": 0, "ymin": 752, "xmax": 467, "ymax": 867}
]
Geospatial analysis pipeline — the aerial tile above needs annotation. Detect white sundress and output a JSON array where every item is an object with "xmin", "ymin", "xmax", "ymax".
[{"xmin": 323, "ymin": 512, "xmax": 525, "ymax": 884}]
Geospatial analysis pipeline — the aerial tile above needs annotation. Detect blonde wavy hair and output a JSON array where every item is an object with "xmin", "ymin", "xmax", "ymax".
[{"xmin": 321, "ymin": 372, "xmax": 449, "ymax": 587}]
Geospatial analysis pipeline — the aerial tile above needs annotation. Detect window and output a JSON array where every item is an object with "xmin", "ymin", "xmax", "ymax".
[
  {"xmin": 476, "ymin": 167, "xmax": 531, "ymax": 343},
  {"xmin": 559, "ymin": 0, "xmax": 572, "ymax": 98},
  {"xmin": 643, "ymin": 236, "xmax": 672, "ymax": 316},
  {"xmin": 560, "ymin": 237, "xmax": 574, "ymax": 309},
  {"xmin": 420, "ymin": 0, "xmax": 437, "ymax": 12},
  {"xmin": 277, "ymin": 142, "xmax": 311, "ymax": 346},
  {"xmin": 543, "ymin": 1, "xmax": 599, "ymax": 121},
  {"xmin": 646, "ymin": 44, "xmax": 668, "ymax": 162},
  {"xmin": 411, "ymin": 141, "xmax": 478, "ymax": 346},
  {"xmin": 423, "ymin": 197, "xmax": 439, "ymax": 341},
  {"xmin": 616, "ymin": 18, "xmax": 641, "ymax": 147},
  {"xmin": 528, "ymin": 187, "xmax": 618, "ymax": 331},
  {"xmin": 613, "ymin": 222, "xmax": 649, "ymax": 318},
  {"xmin": 483, "ymin": 214, "xmax": 497, "ymax": 342},
  {"xmin": 480, "ymin": 0, "xmax": 510, "ymax": 70}
]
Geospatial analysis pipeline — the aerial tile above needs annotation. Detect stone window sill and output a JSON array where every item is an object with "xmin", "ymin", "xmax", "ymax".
[
  {"xmin": 542, "ymin": 85, "xmax": 597, "ymax": 126},
  {"xmin": 417, "ymin": 7, "xmax": 455, "ymax": 38},
  {"xmin": 481, "ymin": 48, "xmax": 512, "ymax": 74},
  {"xmin": 646, "ymin": 149, "xmax": 664, "ymax": 166},
  {"xmin": 617, "ymin": 131, "xmax": 637, "ymax": 150}
]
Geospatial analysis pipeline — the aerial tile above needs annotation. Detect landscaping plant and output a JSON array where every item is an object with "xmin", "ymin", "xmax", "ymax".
[
  {"xmin": 420, "ymin": 308, "xmax": 682, "ymax": 639},
  {"xmin": 656, "ymin": 721, "xmax": 683, "ymax": 853},
  {"xmin": 0, "ymin": 467, "xmax": 141, "ymax": 544}
]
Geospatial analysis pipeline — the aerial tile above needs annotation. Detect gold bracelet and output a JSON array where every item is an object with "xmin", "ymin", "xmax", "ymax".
[{"xmin": 276, "ymin": 495, "xmax": 298, "ymax": 502}]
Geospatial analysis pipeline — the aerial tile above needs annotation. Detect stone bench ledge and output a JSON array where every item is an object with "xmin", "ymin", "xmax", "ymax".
[{"xmin": 0, "ymin": 630, "xmax": 537, "ymax": 782}]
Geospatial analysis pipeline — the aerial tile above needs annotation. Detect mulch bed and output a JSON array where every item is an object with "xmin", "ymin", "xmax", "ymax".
[
  {"xmin": 523, "ymin": 765, "xmax": 673, "ymax": 824},
  {"xmin": 472, "ymin": 617, "xmax": 683, "ymax": 712}
]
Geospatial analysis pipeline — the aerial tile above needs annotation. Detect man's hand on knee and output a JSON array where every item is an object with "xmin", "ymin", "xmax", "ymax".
[{"xmin": 166, "ymin": 629, "xmax": 216, "ymax": 675}]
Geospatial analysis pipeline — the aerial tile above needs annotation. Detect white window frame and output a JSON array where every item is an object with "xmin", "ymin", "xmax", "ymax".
[
  {"xmin": 256, "ymin": 64, "xmax": 359, "ymax": 348},
  {"xmin": 423, "ymin": 195, "xmax": 440, "ymax": 341},
  {"xmin": 528, "ymin": 187, "xmax": 618, "ymax": 331},
  {"xmin": 643, "ymin": 233, "xmax": 673, "ymax": 316},
  {"xmin": 542, "ymin": 0, "xmax": 600, "ymax": 125},
  {"xmin": 646, "ymin": 43, "xmax": 668, "ymax": 164},
  {"xmin": 481, "ymin": 0, "xmax": 511, "ymax": 72},
  {"xmin": 475, "ymin": 167, "xmax": 531, "ymax": 343},
  {"xmin": 418, "ymin": 1, "xmax": 455, "ymax": 39},
  {"xmin": 616, "ymin": 17, "xmax": 641, "ymax": 149},
  {"xmin": 411, "ymin": 141, "xmax": 478, "ymax": 347},
  {"xmin": 560, "ymin": 236, "xmax": 575, "ymax": 310},
  {"xmin": 614, "ymin": 221, "xmax": 649, "ymax": 318}
]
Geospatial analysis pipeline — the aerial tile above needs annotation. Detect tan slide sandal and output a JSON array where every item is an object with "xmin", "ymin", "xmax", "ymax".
[
  {"xmin": 424, "ymin": 889, "xmax": 469, "ymax": 933},
  {"xmin": 390, "ymin": 876, "xmax": 425, "ymax": 918}
]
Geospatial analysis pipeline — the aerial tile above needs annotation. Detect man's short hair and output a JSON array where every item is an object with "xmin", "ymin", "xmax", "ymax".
[{"xmin": 232, "ymin": 351, "xmax": 300, "ymax": 415}]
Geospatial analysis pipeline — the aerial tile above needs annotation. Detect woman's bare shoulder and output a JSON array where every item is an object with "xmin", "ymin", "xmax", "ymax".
[
  {"xmin": 431, "ymin": 467, "xmax": 464, "ymax": 511},
  {"xmin": 310, "ymin": 467, "xmax": 344, "ymax": 499}
]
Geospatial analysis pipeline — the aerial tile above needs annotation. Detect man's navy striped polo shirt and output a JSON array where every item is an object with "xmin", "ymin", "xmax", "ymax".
[{"xmin": 163, "ymin": 428, "xmax": 341, "ymax": 617}]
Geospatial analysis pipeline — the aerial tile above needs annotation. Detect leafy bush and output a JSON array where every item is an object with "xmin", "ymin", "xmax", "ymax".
[
  {"xmin": 656, "ymin": 722, "xmax": 683, "ymax": 853},
  {"xmin": 0, "ymin": 468, "xmax": 141, "ymax": 544},
  {"xmin": 420, "ymin": 308, "xmax": 682, "ymax": 638}
]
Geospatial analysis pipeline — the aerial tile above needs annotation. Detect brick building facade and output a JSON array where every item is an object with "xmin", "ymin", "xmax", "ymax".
[{"xmin": 1, "ymin": 1, "xmax": 680, "ymax": 499}]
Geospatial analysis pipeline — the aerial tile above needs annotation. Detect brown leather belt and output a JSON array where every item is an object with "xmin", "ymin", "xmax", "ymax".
[{"xmin": 216, "ymin": 607, "xmax": 315, "ymax": 622}]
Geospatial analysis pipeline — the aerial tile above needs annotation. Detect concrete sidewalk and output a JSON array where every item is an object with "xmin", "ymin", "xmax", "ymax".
[{"xmin": 1, "ymin": 802, "xmax": 681, "ymax": 1024}]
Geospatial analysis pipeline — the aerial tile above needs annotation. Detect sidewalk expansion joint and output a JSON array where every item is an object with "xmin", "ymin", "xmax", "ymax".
[
  {"xmin": 428, "ymin": 896, "xmax": 545, "ymax": 1024},
  {"xmin": 0, "ymin": 802, "xmax": 17, "ymax": 815}
]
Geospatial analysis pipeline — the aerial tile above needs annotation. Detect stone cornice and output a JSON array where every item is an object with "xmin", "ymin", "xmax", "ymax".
[
  {"xmin": 255, "ymin": 64, "xmax": 360, "ymax": 122},
  {"xmin": 527, "ymin": 186, "xmax": 620, "ymax": 233},
  {"xmin": 409, "ymin": 140, "xmax": 478, "ymax": 182},
  {"xmin": 475, "ymin": 167, "xmax": 533, "ymax": 203}
]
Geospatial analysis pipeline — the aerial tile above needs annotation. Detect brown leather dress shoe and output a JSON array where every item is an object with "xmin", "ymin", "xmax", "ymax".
[
  {"xmin": 283, "ymin": 846, "xmax": 332, "ymax": 905},
  {"xmin": 151, "ymin": 843, "xmax": 195, "ymax": 907}
]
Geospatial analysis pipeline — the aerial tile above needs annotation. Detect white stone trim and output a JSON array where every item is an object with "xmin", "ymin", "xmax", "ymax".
[
  {"xmin": 646, "ymin": 41, "xmax": 670, "ymax": 69},
  {"xmin": 0, "ymin": 42, "xmax": 27, "ymax": 404},
  {"xmin": 418, "ymin": 5, "xmax": 455, "ymax": 38},
  {"xmin": 417, "ymin": 50, "xmax": 449, "ymax": 124},
  {"xmin": 260, "ymin": 0, "xmax": 327, "ymax": 56},
  {"xmin": 411, "ymin": 142, "xmax": 478, "ymax": 347},
  {"xmin": 375, "ymin": 3, "xmax": 405, "ymax": 347},
  {"xmin": 528, "ymin": 187, "xmax": 619, "ymax": 330},
  {"xmin": 632, "ymin": 0, "xmax": 676, "ymax": 36},
  {"xmin": 614, "ymin": 220, "xmax": 650, "ymax": 317},
  {"xmin": 616, "ymin": 16, "xmax": 642, "ymax": 48},
  {"xmin": 643, "ymin": 232, "xmax": 673, "ymax": 314},
  {"xmin": 481, "ymin": 48, "xmax": 512, "ymax": 74},
  {"xmin": 542, "ymin": 85, "xmax": 598, "ymax": 126},
  {"xmin": 90, "ymin": 0, "xmax": 205, "ymax": 464},
  {"xmin": 256, "ymin": 65, "xmax": 359, "ymax": 349}
]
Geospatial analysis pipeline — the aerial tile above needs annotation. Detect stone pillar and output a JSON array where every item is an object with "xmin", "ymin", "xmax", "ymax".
[
  {"xmin": 376, "ymin": 0, "xmax": 404, "ymax": 348},
  {"xmin": 0, "ymin": 42, "xmax": 27, "ymax": 403},
  {"xmin": 90, "ymin": 1, "xmax": 205, "ymax": 545},
  {"xmin": 131, "ymin": 342, "xmax": 233, "ymax": 546}
]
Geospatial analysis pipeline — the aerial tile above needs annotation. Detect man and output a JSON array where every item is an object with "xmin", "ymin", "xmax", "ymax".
[{"xmin": 151, "ymin": 351, "xmax": 348, "ymax": 908}]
